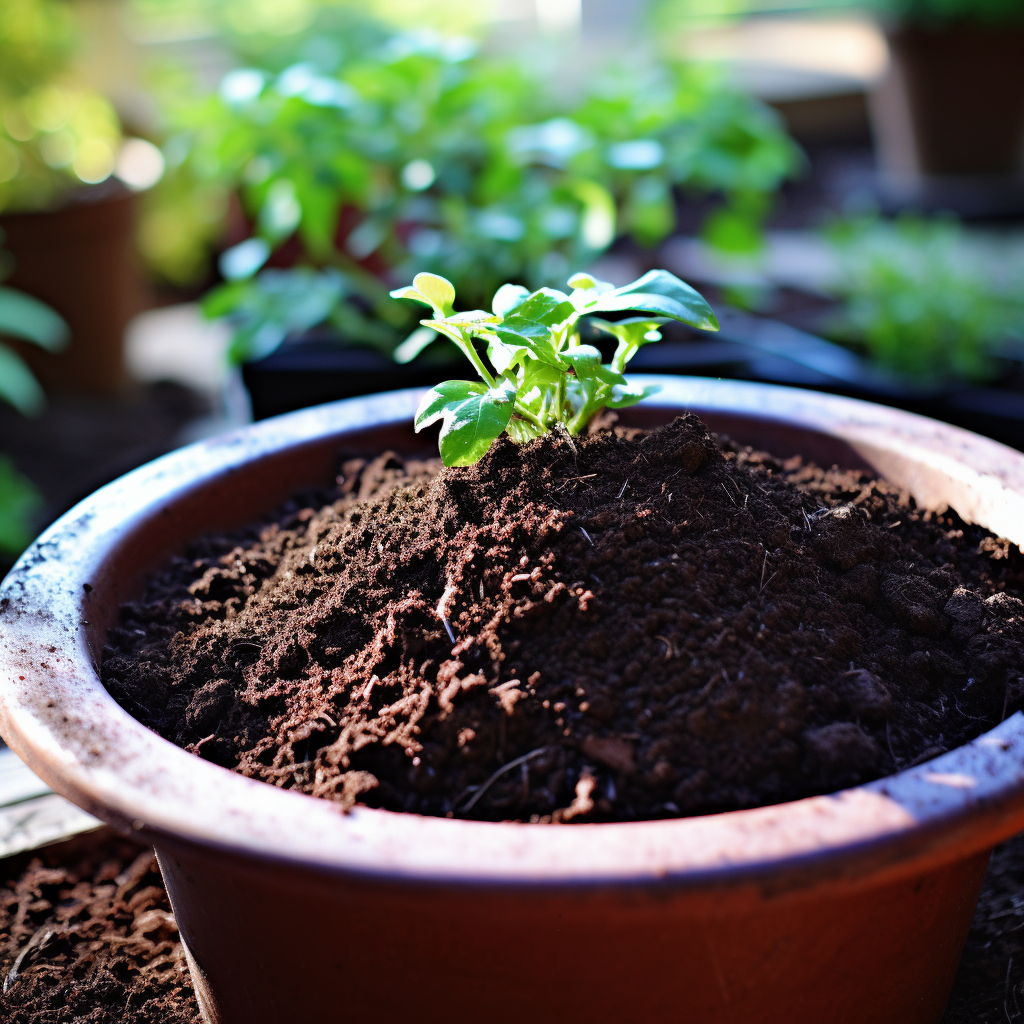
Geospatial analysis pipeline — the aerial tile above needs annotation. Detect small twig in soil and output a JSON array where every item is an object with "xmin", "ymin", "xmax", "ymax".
[
  {"xmin": 617, "ymin": 478, "xmax": 630, "ymax": 499},
  {"xmin": 886, "ymin": 719, "xmax": 901, "ymax": 768},
  {"xmin": 439, "ymin": 614, "xmax": 456, "ymax": 645},
  {"xmin": 4, "ymin": 928, "xmax": 54, "ymax": 994},
  {"xmin": 459, "ymin": 746, "xmax": 560, "ymax": 812},
  {"xmin": 580, "ymin": 527, "xmax": 594, "ymax": 546},
  {"xmin": 436, "ymin": 583, "xmax": 458, "ymax": 644}
]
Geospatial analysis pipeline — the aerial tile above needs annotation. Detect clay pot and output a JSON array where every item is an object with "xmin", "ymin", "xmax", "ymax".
[
  {"xmin": 0, "ymin": 182, "xmax": 143, "ymax": 396},
  {"xmin": 2, "ymin": 378, "xmax": 1024, "ymax": 1024},
  {"xmin": 870, "ymin": 24, "xmax": 1024, "ymax": 215}
]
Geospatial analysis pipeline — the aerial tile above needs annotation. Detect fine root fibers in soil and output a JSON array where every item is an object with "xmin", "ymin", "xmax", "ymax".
[{"xmin": 101, "ymin": 415, "xmax": 1024, "ymax": 822}]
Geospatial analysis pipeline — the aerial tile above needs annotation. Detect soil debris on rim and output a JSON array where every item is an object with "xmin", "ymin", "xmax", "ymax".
[{"xmin": 100, "ymin": 414, "xmax": 1024, "ymax": 822}]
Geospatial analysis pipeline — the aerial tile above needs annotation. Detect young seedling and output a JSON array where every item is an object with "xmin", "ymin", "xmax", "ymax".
[{"xmin": 392, "ymin": 269, "xmax": 719, "ymax": 466}]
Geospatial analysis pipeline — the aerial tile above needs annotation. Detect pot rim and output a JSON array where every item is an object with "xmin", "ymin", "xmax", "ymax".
[{"xmin": 3, "ymin": 376, "xmax": 1024, "ymax": 894}]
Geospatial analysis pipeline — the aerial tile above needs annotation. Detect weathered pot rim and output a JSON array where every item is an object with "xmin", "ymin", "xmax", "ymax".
[{"xmin": 3, "ymin": 377, "xmax": 1024, "ymax": 895}]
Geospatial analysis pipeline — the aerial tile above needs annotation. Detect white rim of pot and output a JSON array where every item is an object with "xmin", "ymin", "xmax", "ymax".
[{"xmin": 2, "ymin": 376, "xmax": 1024, "ymax": 896}]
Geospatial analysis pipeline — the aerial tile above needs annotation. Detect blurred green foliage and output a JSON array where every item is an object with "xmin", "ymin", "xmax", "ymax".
[
  {"xmin": 143, "ymin": 8, "xmax": 798, "ymax": 363},
  {"xmin": 0, "ymin": 233, "xmax": 66, "ymax": 557},
  {"xmin": 0, "ymin": 457, "xmax": 42, "ymax": 557},
  {"xmin": 826, "ymin": 216, "xmax": 1024, "ymax": 384},
  {"xmin": 0, "ymin": 0, "xmax": 123, "ymax": 213}
]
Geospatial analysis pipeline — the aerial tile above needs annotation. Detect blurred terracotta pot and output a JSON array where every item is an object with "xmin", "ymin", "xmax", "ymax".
[
  {"xmin": 870, "ymin": 24, "xmax": 1024, "ymax": 214},
  {"xmin": 2, "ymin": 378, "xmax": 1024, "ymax": 1024},
  {"xmin": 0, "ymin": 182, "xmax": 143, "ymax": 396}
]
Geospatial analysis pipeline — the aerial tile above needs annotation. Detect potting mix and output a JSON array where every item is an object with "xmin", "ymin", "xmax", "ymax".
[{"xmin": 100, "ymin": 415, "xmax": 1024, "ymax": 822}]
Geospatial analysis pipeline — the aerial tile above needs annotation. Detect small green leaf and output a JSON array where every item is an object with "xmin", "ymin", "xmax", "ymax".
[
  {"xmin": 390, "ymin": 285, "xmax": 430, "ymax": 306},
  {"xmin": 393, "ymin": 326, "xmax": 438, "ymax": 364},
  {"xmin": 417, "ymin": 378, "xmax": 517, "ymax": 467},
  {"xmin": 562, "ymin": 345, "xmax": 626, "ymax": 385},
  {"xmin": 493, "ymin": 317, "xmax": 562, "ymax": 365},
  {"xmin": 567, "ymin": 272, "xmax": 598, "ymax": 290},
  {"xmin": 0, "ymin": 456, "xmax": 42, "ymax": 555},
  {"xmin": 0, "ymin": 288, "xmax": 69, "ymax": 351},
  {"xmin": 587, "ymin": 270, "xmax": 719, "ymax": 331},
  {"xmin": 589, "ymin": 317, "xmax": 666, "ymax": 369},
  {"xmin": 521, "ymin": 358, "xmax": 562, "ymax": 392},
  {"xmin": 415, "ymin": 380, "xmax": 486, "ymax": 430},
  {"xmin": 492, "ymin": 283, "xmax": 530, "ymax": 318},
  {"xmin": 606, "ymin": 382, "xmax": 662, "ymax": 409},
  {"xmin": 412, "ymin": 272, "xmax": 456, "ymax": 315},
  {"xmin": 0, "ymin": 343, "xmax": 45, "ymax": 416},
  {"xmin": 510, "ymin": 288, "xmax": 575, "ymax": 327}
]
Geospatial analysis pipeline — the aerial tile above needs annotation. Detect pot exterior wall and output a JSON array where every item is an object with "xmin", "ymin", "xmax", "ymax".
[{"xmin": 157, "ymin": 841, "xmax": 988, "ymax": 1024}]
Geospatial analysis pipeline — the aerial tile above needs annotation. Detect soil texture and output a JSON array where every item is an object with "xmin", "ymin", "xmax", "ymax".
[
  {"xmin": 0, "ymin": 835, "xmax": 198, "ymax": 1023},
  {"xmin": 101, "ymin": 416, "xmax": 1024, "ymax": 821}
]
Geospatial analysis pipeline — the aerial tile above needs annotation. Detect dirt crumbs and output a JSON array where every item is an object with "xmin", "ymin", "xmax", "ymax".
[
  {"xmin": 100, "ymin": 414, "xmax": 1024, "ymax": 822},
  {"xmin": 0, "ymin": 837, "xmax": 198, "ymax": 1023},
  {"xmin": 943, "ymin": 831, "xmax": 1024, "ymax": 1024}
]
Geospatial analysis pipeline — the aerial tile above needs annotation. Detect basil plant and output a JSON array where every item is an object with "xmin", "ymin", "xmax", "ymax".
[{"xmin": 395, "ymin": 268, "xmax": 718, "ymax": 466}]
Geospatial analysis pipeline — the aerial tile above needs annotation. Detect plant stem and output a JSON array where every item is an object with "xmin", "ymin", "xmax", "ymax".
[
  {"xmin": 513, "ymin": 403, "xmax": 547, "ymax": 431},
  {"xmin": 457, "ymin": 332, "xmax": 497, "ymax": 388}
]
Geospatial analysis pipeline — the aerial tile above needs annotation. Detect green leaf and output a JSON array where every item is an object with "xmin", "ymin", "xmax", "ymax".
[
  {"xmin": 521, "ymin": 358, "xmax": 562, "ymax": 392},
  {"xmin": 567, "ymin": 272, "xmax": 598, "ymax": 290},
  {"xmin": 0, "ymin": 343, "xmax": 45, "ymax": 416},
  {"xmin": 416, "ymin": 378, "xmax": 517, "ymax": 467},
  {"xmin": 589, "ymin": 316, "xmax": 666, "ymax": 368},
  {"xmin": 508, "ymin": 288, "xmax": 575, "ymax": 327},
  {"xmin": 390, "ymin": 285, "xmax": 432, "ymax": 307},
  {"xmin": 393, "ymin": 326, "xmax": 438, "ymax": 364},
  {"xmin": 492, "ymin": 283, "xmax": 530, "ymax": 318},
  {"xmin": 493, "ymin": 317, "xmax": 562, "ymax": 365},
  {"xmin": 415, "ymin": 380, "xmax": 485, "ymax": 430},
  {"xmin": 0, "ymin": 456, "xmax": 42, "ymax": 555},
  {"xmin": 412, "ymin": 272, "xmax": 456, "ymax": 315},
  {"xmin": 606, "ymin": 382, "xmax": 662, "ymax": 409},
  {"xmin": 586, "ymin": 270, "xmax": 719, "ymax": 331},
  {"xmin": 0, "ymin": 288, "xmax": 69, "ymax": 351},
  {"xmin": 562, "ymin": 345, "xmax": 626, "ymax": 385}
]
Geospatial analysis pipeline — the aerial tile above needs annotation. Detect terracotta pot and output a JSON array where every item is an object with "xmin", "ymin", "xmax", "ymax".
[
  {"xmin": 870, "ymin": 24, "xmax": 1024, "ymax": 214},
  {"xmin": 0, "ymin": 182, "xmax": 143, "ymax": 396},
  {"xmin": 2, "ymin": 378, "xmax": 1024, "ymax": 1024}
]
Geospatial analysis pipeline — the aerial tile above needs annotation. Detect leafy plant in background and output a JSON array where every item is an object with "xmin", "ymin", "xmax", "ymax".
[
  {"xmin": 0, "ymin": 239, "xmax": 67, "ymax": 556},
  {"xmin": 825, "ymin": 216, "xmax": 1024, "ymax": 384},
  {"xmin": 0, "ymin": 0, "xmax": 123, "ymax": 213},
  {"xmin": 400, "ymin": 268, "xmax": 718, "ymax": 466},
  {"xmin": 147, "ymin": 9, "xmax": 796, "ymax": 365}
]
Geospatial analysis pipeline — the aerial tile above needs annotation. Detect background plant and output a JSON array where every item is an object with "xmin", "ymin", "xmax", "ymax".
[
  {"xmin": 0, "ymin": 237, "xmax": 67, "ymax": 555},
  {"xmin": 824, "ymin": 215, "xmax": 1024, "ymax": 384},
  {"xmin": 401, "ymin": 267, "xmax": 718, "ymax": 466},
  {"xmin": 0, "ymin": 0, "xmax": 124, "ymax": 213},
  {"xmin": 145, "ymin": 10, "xmax": 797, "ymax": 364}
]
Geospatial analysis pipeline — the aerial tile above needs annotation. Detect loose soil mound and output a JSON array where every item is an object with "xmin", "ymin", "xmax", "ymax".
[
  {"xmin": 101, "ymin": 416, "xmax": 1024, "ymax": 821},
  {"xmin": 0, "ymin": 836, "xmax": 199, "ymax": 1023}
]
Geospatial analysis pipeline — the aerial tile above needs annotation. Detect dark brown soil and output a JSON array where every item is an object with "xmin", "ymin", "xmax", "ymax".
[
  {"xmin": 0, "ymin": 835, "xmax": 199, "ymax": 1023},
  {"xmin": 100, "ymin": 416, "xmax": 1024, "ymax": 822}
]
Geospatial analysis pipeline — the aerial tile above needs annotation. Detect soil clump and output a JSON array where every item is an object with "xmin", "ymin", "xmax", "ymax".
[
  {"xmin": 101, "ymin": 415, "xmax": 1024, "ymax": 821},
  {"xmin": 0, "ymin": 836, "xmax": 198, "ymax": 1023}
]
